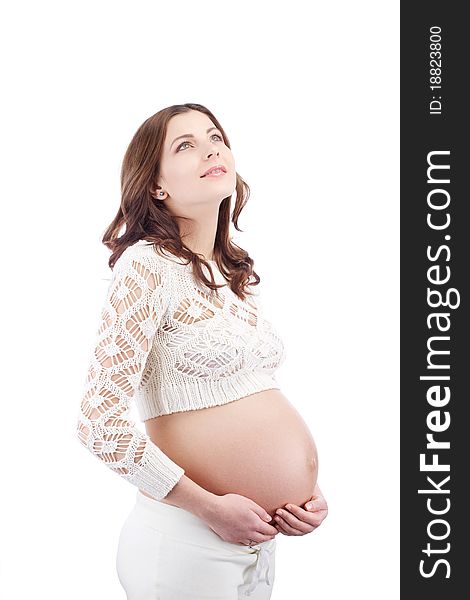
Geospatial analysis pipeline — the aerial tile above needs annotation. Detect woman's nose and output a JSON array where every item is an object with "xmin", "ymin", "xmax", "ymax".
[{"xmin": 205, "ymin": 145, "xmax": 219, "ymax": 159}]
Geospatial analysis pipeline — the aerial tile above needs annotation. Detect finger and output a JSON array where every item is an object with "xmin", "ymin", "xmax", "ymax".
[
  {"xmin": 273, "ymin": 515, "xmax": 303, "ymax": 536},
  {"xmin": 305, "ymin": 497, "xmax": 328, "ymax": 512},
  {"xmin": 274, "ymin": 510, "xmax": 312, "ymax": 534},
  {"xmin": 251, "ymin": 509, "xmax": 278, "ymax": 535},
  {"xmin": 252, "ymin": 506, "xmax": 273, "ymax": 524},
  {"xmin": 308, "ymin": 509, "xmax": 328, "ymax": 527},
  {"xmin": 257, "ymin": 523, "xmax": 280, "ymax": 537},
  {"xmin": 272, "ymin": 516, "xmax": 294, "ymax": 535},
  {"xmin": 286, "ymin": 503, "xmax": 327, "ymax": 527},
  {"xmin": 257, "ymin": 521, "xmax": 279, "ymax": 536},
  {"xmin": 276, "ymin": 508, "xmax": 315, "ymax": 532},
  {"xmin": 273, "ymin": 520, "xmax": 292, "ymax": 536}
]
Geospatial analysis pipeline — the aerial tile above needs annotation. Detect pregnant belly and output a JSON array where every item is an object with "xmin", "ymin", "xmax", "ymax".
[{"xmin": 143, "ymin": 389, "xmax": 318, "ymax": 517}]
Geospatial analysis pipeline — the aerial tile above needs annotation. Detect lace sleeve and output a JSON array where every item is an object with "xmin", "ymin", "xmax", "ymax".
[{"xmin": 76, "ymin": 251, "xmax": 185, "ymax": 501}]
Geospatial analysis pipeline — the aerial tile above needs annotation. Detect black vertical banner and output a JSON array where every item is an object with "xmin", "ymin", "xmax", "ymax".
[{"xmin": 401, "ymin": 3, "xmax": 469, "ymax": 597}]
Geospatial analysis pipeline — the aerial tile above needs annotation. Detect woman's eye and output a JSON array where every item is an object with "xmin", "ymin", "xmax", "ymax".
[
  {"xmin": 176, "ymin": 133, "xmax": 223, "ymax": 152},
  {"xmin": 176, "ymin": 141, "xmax": 191, "ymax": 151}
]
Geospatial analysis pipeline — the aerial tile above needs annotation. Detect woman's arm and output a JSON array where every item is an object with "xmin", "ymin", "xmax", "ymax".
[
  {"xmin": 76, "ymin": 251, "xmax": 186, "ymax": 501},
  {"xmin": 159, "ymin": 474, "xmax": 218, "ymax": 519}
]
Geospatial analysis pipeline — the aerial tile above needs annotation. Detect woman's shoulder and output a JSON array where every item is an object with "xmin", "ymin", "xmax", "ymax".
[
  {"xmin": 118, "ymin": 240, "xmax": 185, "ymax": 268},
  {"xmin": 113, "ymin": 240, "xmax": 185, "ymax": 282}
]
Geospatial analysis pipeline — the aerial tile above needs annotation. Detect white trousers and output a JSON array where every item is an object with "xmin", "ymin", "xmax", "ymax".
[{"xmin": 116, "ymin": 490, "xmax": 276, "ymax": 600}]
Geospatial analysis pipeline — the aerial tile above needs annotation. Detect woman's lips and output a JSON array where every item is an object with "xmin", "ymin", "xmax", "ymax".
[
  {"xmin": 201, "ymin": 165, "xmax": 227, "ymax": 177},
  {"xmin": 201, "ymin": 168, "xmax": 226, "ymax": 178}
]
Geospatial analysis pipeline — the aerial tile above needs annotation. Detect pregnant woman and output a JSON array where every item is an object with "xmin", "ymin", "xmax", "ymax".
[{"xmin": 76, "ymin": 103, "xmax": 328, "ymax": 599}]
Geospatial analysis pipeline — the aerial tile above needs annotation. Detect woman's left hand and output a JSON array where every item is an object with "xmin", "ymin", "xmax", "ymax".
[{"xmin": 273, "ymin": 483, "xmax": 328, "ymax": 536}]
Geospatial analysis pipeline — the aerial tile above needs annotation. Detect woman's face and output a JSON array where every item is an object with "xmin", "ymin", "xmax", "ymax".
[{"xmin": 157, "ymin": 110, "xmax": 236, "ymax": 214}]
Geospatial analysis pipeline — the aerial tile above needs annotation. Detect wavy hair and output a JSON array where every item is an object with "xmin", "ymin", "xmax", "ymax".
[{"xmin": 102, "ymin": 103, "xmax": 260, "ymax": 302}]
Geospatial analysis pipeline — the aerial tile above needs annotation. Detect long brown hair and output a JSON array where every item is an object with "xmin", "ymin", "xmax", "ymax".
[{"xmin": 102, "ymin": 103, "xmax": 260, "ymax": 302}]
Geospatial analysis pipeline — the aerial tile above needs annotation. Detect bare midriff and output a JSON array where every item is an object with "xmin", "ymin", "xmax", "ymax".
[{"xmin": 140, "ymin": 389, "xmax": 318, "ymax": 518}]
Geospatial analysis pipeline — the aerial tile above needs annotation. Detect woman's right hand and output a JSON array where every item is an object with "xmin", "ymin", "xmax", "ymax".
[{"xmin": 203, "ymin": 493, "xmax": 279, "ymax": 545}]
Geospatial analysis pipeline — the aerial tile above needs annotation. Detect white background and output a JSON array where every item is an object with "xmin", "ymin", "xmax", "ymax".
[{"xmin": 0, "ymin": 1, "xmax": 399, "ymax": 598}]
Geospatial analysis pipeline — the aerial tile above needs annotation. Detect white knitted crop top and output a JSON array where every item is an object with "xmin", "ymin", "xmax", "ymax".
[{"xmin": 76, "ymin": 239, "xmax": 286, "ymax": 501}]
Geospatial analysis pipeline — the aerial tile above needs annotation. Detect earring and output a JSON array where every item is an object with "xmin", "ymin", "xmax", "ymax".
[{"xmin": 159, "ymin": 192, "xmax": 164, "ymax": 196}]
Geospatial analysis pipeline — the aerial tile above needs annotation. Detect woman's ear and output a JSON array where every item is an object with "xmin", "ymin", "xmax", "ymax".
[{"xmin": 150, "ymin": 184, "xmax": 165, "ymax": 200}]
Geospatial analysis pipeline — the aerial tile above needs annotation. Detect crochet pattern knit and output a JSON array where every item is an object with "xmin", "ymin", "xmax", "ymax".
[{"xmin": 76, "ymin": 240, "xmax": 286, "ymax": 500}]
